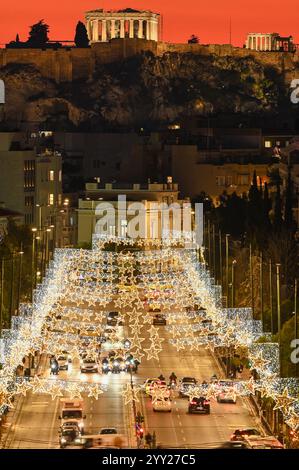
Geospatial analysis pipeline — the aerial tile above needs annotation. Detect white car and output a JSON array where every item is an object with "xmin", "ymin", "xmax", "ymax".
[
  {"xmin": 80, "ymin": 358, "xmax": 98, "ymax": 373},
  {"xmin": 57, "ymin": 355, "xmax": 69, "ymax": 371},
  {"xmin": 153, "ymin": 397, "xmax": 172, "ymax": 412}
]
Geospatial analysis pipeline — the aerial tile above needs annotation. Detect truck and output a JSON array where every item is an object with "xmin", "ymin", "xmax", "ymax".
[{"xmin": 58, "ymin": 399, "xmax": 86, "ymax": 434}]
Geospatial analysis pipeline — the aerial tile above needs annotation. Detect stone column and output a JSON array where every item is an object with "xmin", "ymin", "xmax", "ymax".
[
  {"xmin": 111, "ymin": 19, "xmax": 116, "ymax": 39},
  {"xmin": 120, "ymin": 19, "xmax": 125, "ymax": 38},
  {"xmin": 92, "ymin": 20, "xmax": 98, "ymax": 42},
  {"xmin": 102, "ymin": 20, "xmax": 107, "ymax": 42},
  {"xmin": 86, "ymin": 20, "xmax": 92, "ymax": 41},
  {"xmin": 138, "ymin": 19, "xmax": 143, "ymax": 39},
  {"xmin": 146, "ymin": 21, "xmax": 150, "ymax": 40},
  {"xmin": 129, "ymin": 19, "xmax": 134, "ymax": 38},
  {"xmin": 249, "ymin": 36, "xmax": 252, "ymax": 49}
]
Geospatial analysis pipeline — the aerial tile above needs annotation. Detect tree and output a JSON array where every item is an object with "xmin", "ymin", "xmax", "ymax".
[
  {"xmin": 27, "ymin": 20, "xmax": 49, "ymax": 47},
  {"xmin": 75, "ymin": 21, "xmax": 89, "ymax": 48},
  {"xmin": 16, "ymin": 34, "xmax": 20, "ymax": 43},
  {"xmin": 188, "ymin": 34, "xmax": 199, "ymax": 44}
]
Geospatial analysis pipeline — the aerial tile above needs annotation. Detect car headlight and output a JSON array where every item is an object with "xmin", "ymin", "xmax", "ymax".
[
  {"xmin": 114, "ymin": 361, "xmax": 119, "ymax": 366},
  {"xmin": 61, "ymin": 438, "xmax": 67, "ymax": 443},
  {"xmin": 79, "ymin": 422, "xmax": 84, "ymax": 429},
  {"xmin": 103, "ymin": 364, "xmax": 108, "ymax": 369}
]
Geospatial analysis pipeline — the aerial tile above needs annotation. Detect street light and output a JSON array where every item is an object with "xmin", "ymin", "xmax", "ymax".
[
  {"xmin": 17, "ymin": 244, "xmax": 24, "ymax": 315},
  {"xmin": 225, "ymin": 234, "xmax": 230, "ymax": 307},
  {"xmin": 231, "ymin": 260, "xmax": 237, "ymax": 308},
  {"xmin": 31, "ymin": 228, "xmax": 37, "ymax": 300},
  {"xmin": 276, "ymin": 264, "xmax": 281, "ymax": 375},
  {"xmin": 260, "ymin": 252, "xmax": 264, "ymax": 330}
]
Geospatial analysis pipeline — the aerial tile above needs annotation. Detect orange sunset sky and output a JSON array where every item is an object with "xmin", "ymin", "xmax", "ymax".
[{"xmin": 0, "ymin": 0, "xmax": 298, "ymax": 46}]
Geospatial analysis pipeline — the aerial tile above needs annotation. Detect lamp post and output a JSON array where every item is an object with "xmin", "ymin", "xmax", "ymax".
[
  {"xmin": 17, "ymin": 244, "xmax": 24, "ymax": 316},
  {"xmin": 9, "ymin": 252, "xmax": 16, "ymax": 323},
  {"xmin": 31, "ymin": 228, "xmax": 37, "ymax": 301},
  {"xmin": 212, "ymin": 224, "xmax": 216, "ymax": 278},
  {"xmin": 207, "ymin": 219, "xmax": 211, "ymax": 269},
  {"xmin": 219, "ymin": 229, "xmax": 222, "ymax": 286},
  {"xmin": 294, "ymin": 279, "xmax": 297, "ymax": 377},
  {"xmin": 250, "ymin": 243, "xmax": 254, "ymax": 317},
  {"xmin": 225, "ymin": 234, "xmax": 230, "ymax": 306},
  {"xmin": 260, "ymin": 252, "xmax": 264, "ymax": 330},
  {"xmin": 0, "ymin": 258, "xmax": 4, "ymax": 335},
  {"xmin": 276, "ymin": 264, "xmax": 281, "ymax": 374},
  {"xmin": 231, "ymin": 260, "xmax": 237, "ymax": 308},
  {"xmin": 269, "ymin": 259, "xmax": 273, "ymax": 334}
]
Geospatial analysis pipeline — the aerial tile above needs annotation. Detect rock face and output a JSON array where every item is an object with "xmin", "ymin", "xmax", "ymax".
[{"xmin": 0, "ymin": 51, "xmax": 298, "ymax": 130}]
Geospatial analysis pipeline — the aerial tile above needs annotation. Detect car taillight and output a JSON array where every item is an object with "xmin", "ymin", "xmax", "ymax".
[
  {"xmin": 204, "ymin": 401, "xmax": 209, "ymax": 405},
  {"xmin": 191, "ymin": 401, "xmax": 197, "ymax": 405}
]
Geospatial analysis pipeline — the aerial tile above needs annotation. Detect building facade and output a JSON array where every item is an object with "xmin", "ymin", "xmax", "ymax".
[
  {"xmin": 0, "ymin": 133, "xmax": 62, "ymax": 227},
  {"xmin": 85, "ymin": 8, "xmax": 161, "ymax": 43},
  {"xmin": 77, "ymin": 180, "xmax": 190, "ymax": 245},
  {"xmin": 245, "ymin": 32, "xmax": 295, "ymax": 52}
]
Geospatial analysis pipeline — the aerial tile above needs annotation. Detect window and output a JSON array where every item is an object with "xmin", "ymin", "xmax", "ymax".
[
  {"xmin": 49, "ymin": 170, "xmax": 54, "ymax": 181},
  {"xmin": 49, "ymin": 194, "xmax": 54, "ymax": 205},
  {"xmin": 216, "ymin": 176, "xmax": 226, "ymax": 186},
  {"xmin": 264, "ymin": 140, "xmax": 271, "ymax": 148},
  {"xmin": 226, "ymin": 176, "xmax": 233, "ymax": 186},
  {"xmin": 238, "ymin": 174, "xmax": 249, "ymax": 186},
  {"xmin": 58, "ymin": 194, "xmax": 62, "ymax": 205},
  {"xmin": 59, "ymin": 170, "xmax": 62, "ymax": 182}
]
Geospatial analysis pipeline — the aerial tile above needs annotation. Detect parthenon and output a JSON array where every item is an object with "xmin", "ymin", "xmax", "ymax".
[{"xmin": 85, "ymin": 8, "xmax": 161, "ymax": 43}]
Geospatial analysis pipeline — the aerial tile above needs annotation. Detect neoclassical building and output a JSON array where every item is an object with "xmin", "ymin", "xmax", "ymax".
[
  {"xmin": 245, "ymin": 32, "xmax": 295, "ymax": 52},
  {"xmin": 85, "ymin": 8, "xmax": 161, "ymax": 43}
]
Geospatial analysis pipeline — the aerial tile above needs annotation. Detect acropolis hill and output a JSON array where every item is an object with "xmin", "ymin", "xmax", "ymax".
[
  {"xmin": 1, "ymin": 37, "xmax": 299, "ymax": 130},
  {"xmin": 1, "ymin": 39, "xmax": 299, "ymax": 83}
]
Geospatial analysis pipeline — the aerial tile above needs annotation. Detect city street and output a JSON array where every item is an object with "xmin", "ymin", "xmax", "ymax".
[{"xmin": 2, "ymin": 324, "xmax": 261, "ymax": 449}]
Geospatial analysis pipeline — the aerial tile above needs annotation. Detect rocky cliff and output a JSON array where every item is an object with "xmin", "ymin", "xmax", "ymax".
[{"xmin": 0, "ymin": 50, "xmax": 298, "ymax": 130}]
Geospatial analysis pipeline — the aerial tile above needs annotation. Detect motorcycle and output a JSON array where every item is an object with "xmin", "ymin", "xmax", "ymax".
[
  {"xmin": 50, "ymin": 362, "xmax": 59, "ymax": 375},
  {"xmin": 111, "ymin": 359, "xmax": 121, "ymax": 374},
  {"xmin": 169, "ymin": 379, "xmax": 177, "ymax": 389},
  {"xmin": 102, "ymin": 359, "xmax": 110, "ymax": 374}
]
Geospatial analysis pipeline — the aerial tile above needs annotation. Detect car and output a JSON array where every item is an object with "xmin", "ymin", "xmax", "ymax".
[
  {"xmin": 231, "ymin": 428, "xmax": 261, "ymax": 441},
  {"xmin": 144, "ymin": 378, "xmax": 164, "ymax": 395},
  {"xmin": 188, "ymin": 397, "xmax": 210, "ymax": 414},
  {"xmin": 99, "ymin": 428, "xmax": 118, "ymax": 435},
  {"xmin": 153, "ymin": 397, "xmax": 172, "ymax": 412},
  {"xmin": 244, "ymin": 435, "xmax": 284, "ymax": 449},
  {"xmin": 180, "ymin": 377, "xmax": 197, "ymax": 397},
  {"xmin": 80, "ymin": 358, "xmax": 98, "ymax": 373},
  {"xmin": 153, "ymin": 314, "xmax": 166, "ymax": 326},
  {"xmin": 148, "ymin": 305, "xmax": 161, "ymax": 312},
  {"xmin": 219, "ymin": 440, "xmax": 249, "ymax": 449},
  {"xmin": 57, "ymin": 355, "xmax": 69, "ymax": 371},
  {"xmin": 59, "ymin": 425, "xmax": 80, "ymax": 448},
  {"xmin": 216, "ymin": 381, "xmax": 237, "ymax": 403}
]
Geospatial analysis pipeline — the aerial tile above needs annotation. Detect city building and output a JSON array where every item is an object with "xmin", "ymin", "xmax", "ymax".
[
  {"xmin": 245, "ymin": 32, "xmax": 295, "ymax": 52},
  {"xmin": 77, "ymin": 179, "xmax": 190, "ymax": 245},
  {"xmin": 168, "ymin": 143, "xmax": 269, "ymax": 201},
  {"xmin": 0, "ymin": 132, "xmax": 63, "ymax": 231},
  {"xmin": 85, "ymin": 8, "xmax": 161, "ymax": 43}
]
